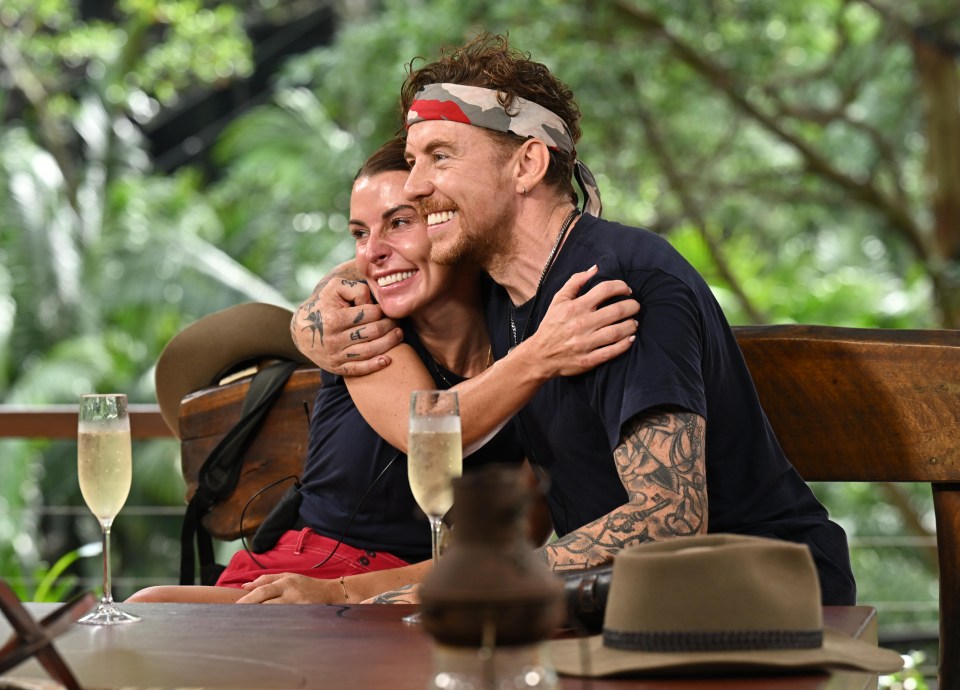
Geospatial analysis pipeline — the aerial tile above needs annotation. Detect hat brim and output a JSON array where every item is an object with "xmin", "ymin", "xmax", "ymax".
[
  {"xmin": 155, "ymin": 303, "xmax": 310, "ymax": 438},
  {"xmin": 547, "ymin": 627, "xmax": 904, "ymax": 677}
]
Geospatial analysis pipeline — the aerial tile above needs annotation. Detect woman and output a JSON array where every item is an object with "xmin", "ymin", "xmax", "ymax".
[{"xmin": 128, "ymin": 139, "xmax": 637, "ymax": 604}]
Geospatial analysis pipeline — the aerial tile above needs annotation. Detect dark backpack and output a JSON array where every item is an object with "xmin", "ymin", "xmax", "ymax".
[{"xmin": 179, "ymin": 360, "xmax": 301, "ymax": 586}]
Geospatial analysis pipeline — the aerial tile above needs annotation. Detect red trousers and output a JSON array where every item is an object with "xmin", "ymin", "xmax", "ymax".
[{"xmin": 215, "ymin": 528, "xmax": 409, "ymax": 588}]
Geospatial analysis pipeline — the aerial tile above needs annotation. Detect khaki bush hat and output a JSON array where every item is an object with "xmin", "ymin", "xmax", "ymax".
[
  {"xmin": 155, "ymin": 303, "xmax": 310, "ymax": 438},
  {"xmin": 548, "ymin": 534, "xmax": 903, "ymax": 677}
]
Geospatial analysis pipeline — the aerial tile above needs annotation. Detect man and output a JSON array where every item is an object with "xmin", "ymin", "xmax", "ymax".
[{"xmin": 306, "ymin": 34, "xmax": 855, "ymax": 604}]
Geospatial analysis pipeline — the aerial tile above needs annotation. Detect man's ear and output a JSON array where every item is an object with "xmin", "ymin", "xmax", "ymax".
[{"xmin": 514, "ymin": 138, "xmax": 551, "ymax": 194}]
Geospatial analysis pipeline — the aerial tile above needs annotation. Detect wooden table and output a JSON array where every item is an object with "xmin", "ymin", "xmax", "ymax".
[{"xmin": 2, "ymin": 604, "xmax": 883, "ymax": 689}]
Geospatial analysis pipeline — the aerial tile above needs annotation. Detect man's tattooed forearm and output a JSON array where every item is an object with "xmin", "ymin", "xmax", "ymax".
[
  {"xmin": 544, "ymin": 411, "xmax": 707, "ymax": 571},
  {"xmin": 614, "ymin": 410, "xmax": 706, "ymax": 538},
  {"xmin": 546, "ymin": 516, "xmax": 656, "ymax": 571}
]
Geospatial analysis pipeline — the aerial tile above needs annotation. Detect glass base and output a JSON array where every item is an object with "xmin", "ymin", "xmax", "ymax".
[
  {"xmin": 77, "ymin": 601, "xmax": 141, "ymax": 626},
  {"xmin": 429, "ymin": 643, "xmax": 558, "ymax": 689}
]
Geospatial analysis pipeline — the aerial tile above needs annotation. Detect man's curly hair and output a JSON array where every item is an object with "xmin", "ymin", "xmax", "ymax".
[{"xmin": 401, "ymin": 33, "xmax": 581, "ymax": 201}]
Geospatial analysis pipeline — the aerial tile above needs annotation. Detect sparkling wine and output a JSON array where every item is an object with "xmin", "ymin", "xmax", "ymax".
[
  {"xmin": 408, "ymin": 417, "xmax": 462, "ymax": 519},
  {"xmin": 78, "ymin": 427, "xmax": 132, "ymax": 523},
  {"xmin": 76, "ymin": 393, "xmax": 140, "ymax": 625}
]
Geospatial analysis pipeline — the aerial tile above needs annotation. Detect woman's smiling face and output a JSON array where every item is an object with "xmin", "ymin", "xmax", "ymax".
[{"xmin": 350, "ymin": 170, "xmax": 458, "ymax": 319}]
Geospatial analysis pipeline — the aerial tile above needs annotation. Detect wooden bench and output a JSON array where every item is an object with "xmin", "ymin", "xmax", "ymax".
[
  {"xmin": 175, "ymin": 325, "xmax": 960, "ymax": 687},
  {"xmin": 735, "ymin": 324, "xmax": 960, "ymax": 689}
]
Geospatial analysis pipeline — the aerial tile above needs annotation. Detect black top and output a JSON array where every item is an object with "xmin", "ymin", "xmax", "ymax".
[
  {"xmin": 299, "ymin": 319, "xmax": 523, "ymax": 563},
  {"xmin": 486, "ymin": 214, "xmax": 856, "ymax": 605}
]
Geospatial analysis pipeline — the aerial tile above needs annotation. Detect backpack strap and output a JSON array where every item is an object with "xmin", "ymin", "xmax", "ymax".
[{"xmin": 179, "ymin": 360, "xmax": 301, "ymax": 585}]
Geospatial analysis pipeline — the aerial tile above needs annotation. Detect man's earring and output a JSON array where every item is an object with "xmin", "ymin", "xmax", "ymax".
[{"xmin": 520, "ymin": 185, "xmax": 527, "ymax": 195}]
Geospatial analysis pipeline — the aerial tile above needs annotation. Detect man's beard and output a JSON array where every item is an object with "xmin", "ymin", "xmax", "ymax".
[{"xmin": 423, "ymin": 197, "xmax": 515, "ymax": 270}]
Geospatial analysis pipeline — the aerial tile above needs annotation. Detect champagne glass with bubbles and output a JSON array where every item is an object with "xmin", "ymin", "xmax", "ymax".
[
  {"xmin": 77, "ymin": 394, "xmax": 141, "ymax": 625},
  {"xmin": 403, "ymin": 390, "xmax": 462, "ymax": 624}
]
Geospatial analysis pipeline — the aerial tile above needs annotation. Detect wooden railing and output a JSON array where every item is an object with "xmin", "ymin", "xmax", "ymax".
[
  {"xmin": 0, "ymin": 405, "xmax": 173, "ymax": 439},
  {"xmin": 0, "ymin": 404, "xmax": 182, "ymax": 594}
]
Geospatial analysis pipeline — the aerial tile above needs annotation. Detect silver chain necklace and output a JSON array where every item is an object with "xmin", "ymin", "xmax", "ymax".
[
  {"xmin": 430, "ymin": 346, "xmax": 493, "ymax": 386},
  {"xmin": 509, "ymin": 207, "xmax": 580, "ymax": 350}
]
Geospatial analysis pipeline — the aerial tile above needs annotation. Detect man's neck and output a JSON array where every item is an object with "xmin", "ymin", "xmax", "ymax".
[{"xmin": 486, "ymin": 202, "xmax": 580, "ymax": 305}]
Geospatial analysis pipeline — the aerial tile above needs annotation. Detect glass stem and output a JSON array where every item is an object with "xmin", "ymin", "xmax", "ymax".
[
  {"xmin": 101, "ymin": 522, "xmax": 114, "ymax": 606},
  {"xmin": 429, "ymin": 517, "xmax": 443, "ymax": 565}
]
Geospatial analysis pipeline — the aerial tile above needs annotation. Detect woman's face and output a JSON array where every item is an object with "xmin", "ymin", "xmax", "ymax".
[{"xmin": 350, "ymin": 170, "xmax": 458, "ymax": 319}]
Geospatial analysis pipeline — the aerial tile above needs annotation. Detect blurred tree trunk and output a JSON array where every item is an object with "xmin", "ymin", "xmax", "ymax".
[{"xmin": 913, "ymin": 30, "xmax": 960, "ymax": 328}]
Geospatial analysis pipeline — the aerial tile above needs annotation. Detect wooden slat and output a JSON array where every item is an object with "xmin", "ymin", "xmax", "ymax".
[
  {"xmin": 933, "ymin": 484, "xmax": 960, "ymax": 686},
  {"xmin": 734, "ymin": 325, "xmax": 960, "ymax": 483},
  {"xmin": 0, "ymin": 405, "xmax": 173, "ymax": 440},
  {"xmin": 734, "ymin": 324, "xmax": 960, "ymax": 690}
]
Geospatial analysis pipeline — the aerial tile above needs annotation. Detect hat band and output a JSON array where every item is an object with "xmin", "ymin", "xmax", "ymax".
[{"xmin": 603, "ymin": 628, "xmax": 824, "ymax": 653}]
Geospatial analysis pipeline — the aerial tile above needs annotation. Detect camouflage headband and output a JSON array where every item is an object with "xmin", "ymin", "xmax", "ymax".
[{"xmin": 407, "ymin": 83, "xmax": 602, "ymax": 216}]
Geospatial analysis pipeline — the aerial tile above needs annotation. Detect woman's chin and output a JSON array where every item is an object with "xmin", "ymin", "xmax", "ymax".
[{"xmin": 379, "ymin": 299, "xmax": 414, "ymax": 320}]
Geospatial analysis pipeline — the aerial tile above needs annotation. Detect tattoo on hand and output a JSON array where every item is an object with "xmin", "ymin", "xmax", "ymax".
[
  {"xmin": 353, "ymin": 309, "xmax": 365, "ymax": 325},
  {"xmin": 349, "ymin": 327, "xmax": 366, "ymax": 342},
  {"xmin": 307, "ymin": 311, "xmax": 324, "ymax": 346},
  {"xmin": 314, "ymin": 267, "xmax": 364, "ymax": 294},
  {"xmin": 293, "ymin": 293, "xmax": 325, "ymax": 347}
]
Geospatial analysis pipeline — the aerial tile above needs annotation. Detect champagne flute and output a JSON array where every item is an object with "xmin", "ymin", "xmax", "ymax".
[
  {"xmin": 403, "ymin": 390, "xmax": 462, "ymax": 624},
  {"xmin": 76, "ymin": 394, "xmax": 141, "ymax": 625}
]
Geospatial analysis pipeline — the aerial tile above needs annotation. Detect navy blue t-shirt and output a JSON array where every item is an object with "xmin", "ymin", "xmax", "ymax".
[
  {"xmin": 486, "ymin": 214, "xmax": 856, "ymax": 604},
  {"xmin": 298, "ymin": 321, "xmax": 523, "ymax": 563}
]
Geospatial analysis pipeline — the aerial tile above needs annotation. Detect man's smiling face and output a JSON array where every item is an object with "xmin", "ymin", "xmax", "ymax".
[{"xmin": 403, "ymin": 119, "xmax": 517, "ymax": 269}]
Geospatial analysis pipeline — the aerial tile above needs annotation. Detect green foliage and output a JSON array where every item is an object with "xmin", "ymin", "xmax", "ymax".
[
  {"xmin": 0, "ymin": 0, "xmax": 266, "ymax": 598},
  {"xmin": 669, "ymin": 224, "xmax": 935, "ymax": 328},
  {"xmin": 2, "ymin": 0, "xmax": 252, "ymax": 113},
  {"xmin": 2, "ymin": 540, "xmax": 99, "ymax": 603},
  {"xmin": 880, "ymin": 651, "xmax": 930, "ymax": 690}
]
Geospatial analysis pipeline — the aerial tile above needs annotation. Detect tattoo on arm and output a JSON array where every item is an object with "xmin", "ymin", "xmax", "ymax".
[
  {"xmin": 371, "ymin": 584, "xmax": 417, "ymax": 605},
  {"xmin": 544, "ymin": 410, "xmax": 707, "ymax": 572}
]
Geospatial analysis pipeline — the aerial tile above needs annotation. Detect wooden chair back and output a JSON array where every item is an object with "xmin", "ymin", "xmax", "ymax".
[
  {"xmin": 179, "ymin": 367, "xmax": 320, "ymax": 541},
  {"xmin": 734, "ymin": 324, "xmax": 960, "ymax": 688}
]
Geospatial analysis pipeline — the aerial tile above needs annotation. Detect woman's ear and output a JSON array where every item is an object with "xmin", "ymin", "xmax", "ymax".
[{"xmin": 514, "ymin": 138, "xmax": 551, "ymax": 195}]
